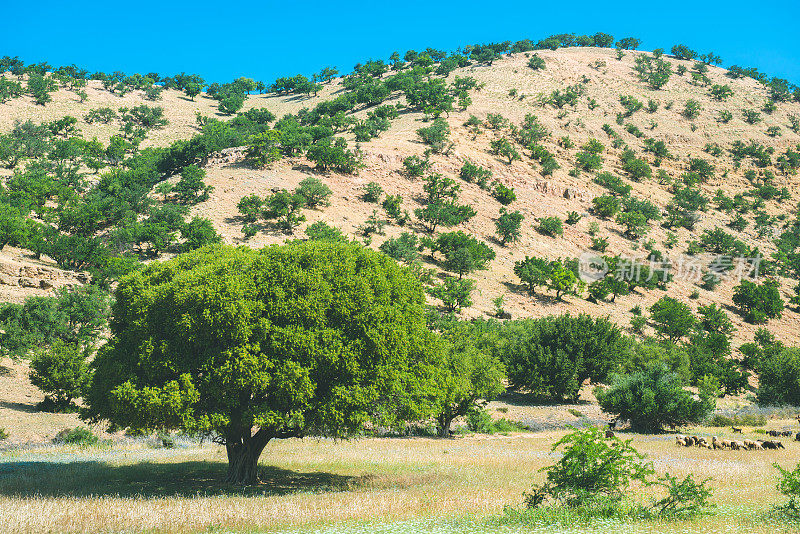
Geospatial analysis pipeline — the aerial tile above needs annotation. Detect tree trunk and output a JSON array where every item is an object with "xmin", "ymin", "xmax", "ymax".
[
  {"xmin": 224, "ymin": 431, "xmax": 270, "ymax": 485},
  {"xmin": 437, "ymin": 414, "xmax": 454, "ymax": 438}
]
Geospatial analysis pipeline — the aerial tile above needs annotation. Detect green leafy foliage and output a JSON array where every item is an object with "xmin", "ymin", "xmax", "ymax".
[
  {"xmin": 416, "ymin": 117, "xmax": 451, "ymax": 153},
  {"xmin": 732, "ymin": 279, "xmax": 784, "ymax": 323},
  {"xmin": 29, "ymin": 340, "xmax": 89, "ymax": 411},
  {"xmin": 84, "ymin": 242, "xmax": 443, "ymax": 484},
  {"xmin": 295, "ymin": 177, "xmax": 332, "ymax": 208},
  {"xmin": 433, "ymin": 327, "xmax": 506, "ymax": 436},
  {"xmin": 500, "ymin": 314, "xmax": 627, "ymax": 400},
  {"xmin": 649, "ymin": 296, "xmax": 695, "ymax": 343},
  {"xmin": 527, "ymin": 427, "xmax": 654, "ymax": 507},
  {"xmin": 495, "ymin": 208, "xmax": 524, "ymax": 246},
  {"xmin": 596, "ymin": 363, "xmax": 714, "ymax": 432},
  {"xmin": 537, "ymin": 216, "xmax": 563, "ymax": 237},
  {"xmin": 430, "ymin": 277, "xmax": 475, "ymax": 313}
]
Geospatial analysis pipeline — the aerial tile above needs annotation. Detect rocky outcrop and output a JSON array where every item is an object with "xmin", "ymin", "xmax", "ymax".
[{"xmin": 0, "ymin": 256, "xmax": 88, "ymax": 294}]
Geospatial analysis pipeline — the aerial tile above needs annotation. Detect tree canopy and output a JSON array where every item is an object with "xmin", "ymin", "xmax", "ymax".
[{"xmin": 84, "ymin": 242, "xmax": 442, "ymax": 484}]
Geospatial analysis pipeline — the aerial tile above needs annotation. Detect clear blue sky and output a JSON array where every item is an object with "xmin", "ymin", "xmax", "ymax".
[{"xmin": 2, "ymin": 0, "xmax": 799, "ymax": 85}]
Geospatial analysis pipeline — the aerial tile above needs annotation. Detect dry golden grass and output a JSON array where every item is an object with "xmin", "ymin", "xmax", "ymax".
[{"xmin": 1, "ymin": 424, "xmax": 800, "ymax": 533}]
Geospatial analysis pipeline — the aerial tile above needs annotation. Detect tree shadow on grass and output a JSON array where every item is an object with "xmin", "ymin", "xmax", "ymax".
[
  {"xmin": 0, "ymin": 460, "xmax": 363, "ymax": 498},
  {"xmin": 0, "ymin": 400, "xmax": 38, "ymax": 413}
]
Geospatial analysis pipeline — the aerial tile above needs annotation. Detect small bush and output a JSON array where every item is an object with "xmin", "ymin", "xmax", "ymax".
[
  {"xmin": 486, "ymin": 113, "xmax": 508, "ymax": 130},
  {"xmin": 537, "ymin": 216, "xmax": 563, "ymax": 237},
  {"xmin": 460, "ymin": 161, "xmax": 492, "ymax": 184},
  {"xmin": 381, "ymin": 194, "xmax": 404, "ymax": 219},
  {"xmin": 492, "ymin": 182, "xmax": 517, "ymax": 205},
  {"xmin": 591, "ymin": 236, "xmax": 608, "ymax": 252},
  {"xmin": 29, "ymin": 341, "xmax": 89, "ymax": 412},
  {"xmin": 651, "ymin": 473, "xmax": 715, "ymax": 519},
  {"xmin": 417, "ymin": 117, "xmax": 451, "ymax": 153},
  {"xmin": 52, "ymin": 427, "xmax": 99, "ymax": 446},
  {"xmin": 402, "ymin": 154, "xmax": 431, "ymax": 178},
  {"xmin": 526, "ymin": 427, "xmax": 654, "ymax": 507},
  {"xmin": 495, "ymin": 208, "xmax": 524, "ymax": 245},
  {"xmin": 682, "ymin": 100, "xmax": 702, "ymax": 120},
  {"xmin": 295, "ymin": 177, "xmax": 332, "ymax": 208},
  {"xmin": 743, "ymin": 109, "xmax": 762, "ymax": 124},
  {"xmin": 379, "ymin": 232, "xmax": 419, "ymax": 264},
  {"xmin": 305, "ymin": 221, "xmax": 348, "ymax": 242},
  {"xmin": 528, "ymin": 55, "xmax": 546, "ymax": 70},
  {"xmin": 361, "ymin": 181, "xmax": 383, "ymax": 203},
  {"xmin": 467, "ymin": 408, "xmax": 527, "ymax": 434},
  {"xmin": 775, "ymin": 462, "xmax": 800, "ymax": 520},
  {"xmin": 565, "ymin": 211, "xmax": 582, "ymax": 225}
]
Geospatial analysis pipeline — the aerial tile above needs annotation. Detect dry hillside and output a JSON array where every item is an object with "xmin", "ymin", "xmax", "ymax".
[{"xmin": 5, "ymin": 46, "xmax": 798, "ymax": 347}]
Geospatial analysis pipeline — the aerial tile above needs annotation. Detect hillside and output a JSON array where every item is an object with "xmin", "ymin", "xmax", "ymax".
[{"xmin": 4, "ymin": 46, "xmax": 798, "ymax": 350}]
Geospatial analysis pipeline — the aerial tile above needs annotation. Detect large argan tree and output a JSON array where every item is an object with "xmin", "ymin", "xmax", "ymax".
[{"xmin": 84, "ymin": 242, "xmax": 442, "ymax": 484}]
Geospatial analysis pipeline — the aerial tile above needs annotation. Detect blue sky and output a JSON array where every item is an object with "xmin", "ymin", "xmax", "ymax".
[{"xmin": 3, "ymin": 1, "xmax": 799, "ymax": 85}]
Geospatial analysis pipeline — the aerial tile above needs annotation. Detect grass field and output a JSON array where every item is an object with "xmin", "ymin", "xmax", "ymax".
[{"xmin": 1, "ymin": 424, "xmax": 800, "ymax": 534}]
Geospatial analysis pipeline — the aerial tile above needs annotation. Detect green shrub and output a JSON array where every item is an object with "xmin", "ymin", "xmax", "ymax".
[
  {"xmin": 402, "ymin": 153, "xmax": 431, "ymax": 178},
  {"xmin": 0, "ymin": 428, "xmax": 8, "ymax": 440},
  {"xmin": 630, "ymin": 315, "xmax": 647, "ymax": 333},
  {"xmin": 634, "ymin": 54, "xmax": 672, "ymax": 90},
  {"xmin": 490, "ymin": 137, "xmax": 521, "ymax": 164},
  {"xmin": 460, "ymin": 161, "xmax": 492, "ymax": 184},
  {"xmin": 620, "ymin": 95, "xmax": 643, "ymax": 116},
  {"xmin": 565, "ymin": 211, "xmax": 582, "ymax": 225},
  {"xmin": 304, "ymin": 221, "xmax": 348, "ymax": 242},
  {"xmin": 245, "ymin": 130, "xmax": 282, "ymax": 167},
  {"xmin": 651, "ymin": 473, "xmax": 714, "ymax": 519},
  {"xmin": 29, "ymin": 340, "xmax": 89, "ymax": 412},
  {"xmin": 774, "ymin": 462, "xmax": 800, "ymax": 520},
  {"xmin": 429, "ymin": 277, "xmax": 475, "ymax": 313},
  {"xmin": 709, "ymin": 84, "xmax": 733, "ymax": 101},
  {"xmin": 733, "ymin": 279, "xmax": 784, "ymax": 323},
  {"xmin": 596, "ymin": 363, "xmax": 715, "ymax": 433},
  {"xmin": 706, "ymin": 413, "xmax": 766, "ymax": 427},
  {"xmin": 590, "ymin": 236, "xmax": 608, "ymax": 252},
  {"xmin": 379, "ymin": 232, "xmax": 419, "ymax": 264},
  {"xmin": 486, "ymin": 113, "xmax": 508, "ymax": 130},
  {"xmin": 528, "ymin": 55, "xmax": 546, "ymax": 70},
  {"xmin": 594, "ymin": 172, "xmax": 631, "ymax": 196},
  {"xmin": 52, "ymin": 427, "xmax": 99, "ymax": 446},
  {"xmin": 743, "ymin": 109, "xmax": 762, "ymax": 124},
  {"xmin": 757, "ymin": 348, "xmax": 800, "ymax": 405},
  {"xmin": 682, "ymin": 100, "xmax": 702, "ymax": 119},
  {"xmin": 591, "ymin": 195, "xmax": 620, "ymax": 218},
  {"xmin": 526, "ymin": 427, "xmax": 654, "ymax": 507},
  {"xmin": 537, "ymin": 216, "xmax": 563, "ymax": 237},
  {"xmin": 417, "ymin": 117, "xmax": 451, "ymax": 153},
  {"xmin": 492, "ymin": 183, "xmax": 516, "ymax": 205},
  {"xmin": 671, "ymin": 44, "xmax": 697, "ymax": 60},
  {"xmin": 361, "ymin": 181, "xmax": 383, "ymax": 203},
  {"xmin": 295, "ymin": 177, "xmax": 332, "ymax": 208},
  {"xmin": 381, "ymin": 194, "xmax": 404, "ymax": 220},
  {"xmin": 623, "ymin": 157, "xmax": 652, "ymax": 181},
  {"xmin": 649, "ymin": 296, "xmax": 695, "ymax": 343},
  {"xmin": 495, "ymin": 208, "xmax": 524, "ymax": 246}
]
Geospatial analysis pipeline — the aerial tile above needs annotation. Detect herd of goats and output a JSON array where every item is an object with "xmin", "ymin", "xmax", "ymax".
[{"xmin": 674, "ymin": 429, "xmax": 800, "ymax": 451}]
